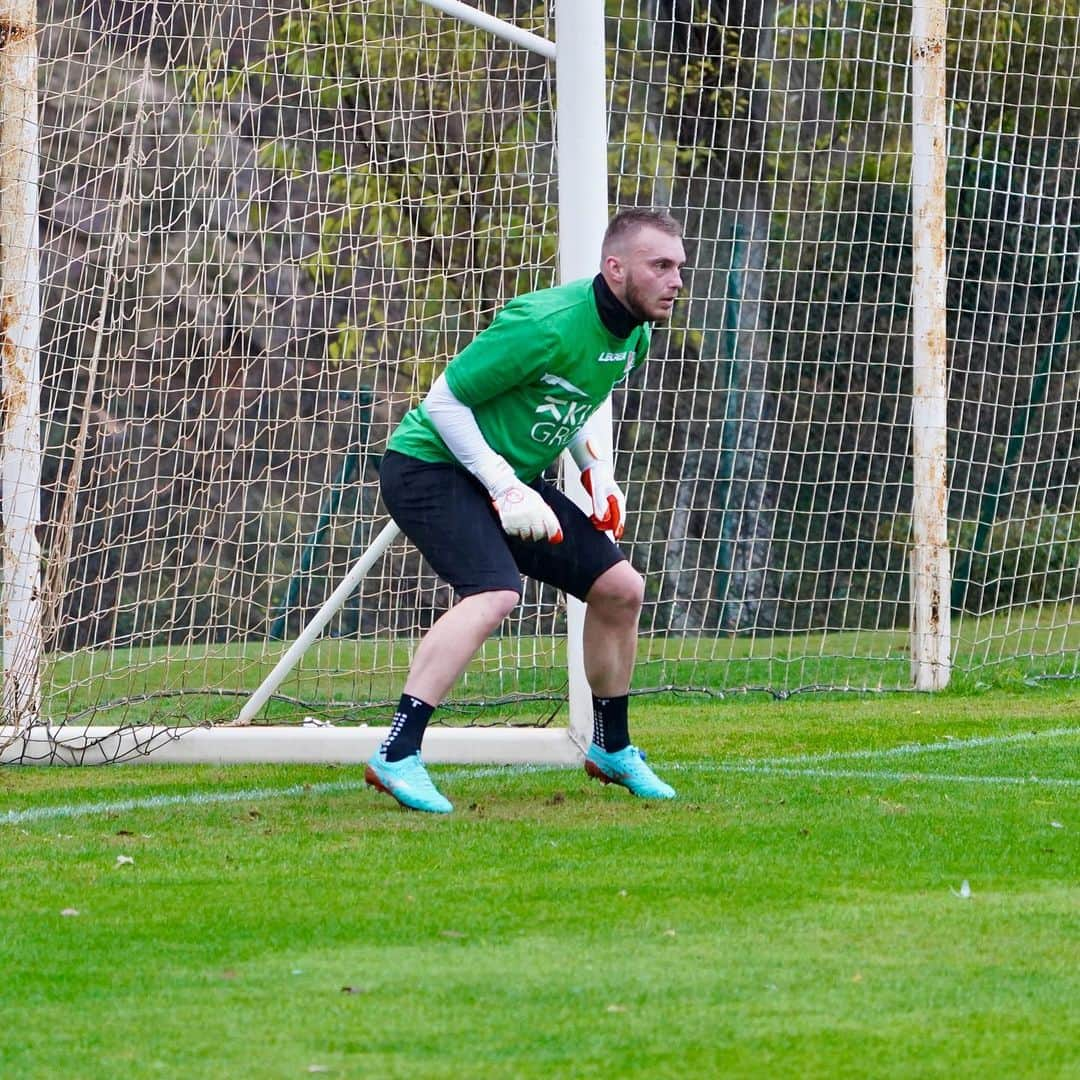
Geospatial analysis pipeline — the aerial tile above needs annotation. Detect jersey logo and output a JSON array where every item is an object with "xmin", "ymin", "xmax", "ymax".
[
  {"xmin": 596, "ymin": 350, "xmax": 635, "ymax": 365},
  {"xmin": 540, "ymin": 372, "xmax": 589, "ymax": 396},
  {"xmin": 530, "ymin": 396, "xmax": 592, "ymax": 446}
]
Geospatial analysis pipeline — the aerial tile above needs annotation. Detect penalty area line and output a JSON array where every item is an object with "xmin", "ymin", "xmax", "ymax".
[
  {"xmin": 0, "ymin": 765, "xmax": 565, "ymax": 826},
  {"xmin": 0, "ymin": 778, "xmax": 369, "ymax": 826},
  {"xmin": 744, "ymin": 725, "xmax": 1080, "ymax": 768},
  {"xmin": 711, "ymin": 762, "xmax": 1080, "ymax": 789},
  {"xmin": 0, "ymin": 764, "xmax": 573, "ymax": 826},
  {"xmin": 5, "ymin": 726, "xmax": 1080, "ymax": 824}
]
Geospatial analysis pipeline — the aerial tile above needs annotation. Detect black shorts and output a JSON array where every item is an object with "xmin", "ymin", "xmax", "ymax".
[{"xmin": 379, "ymin": 450, "xmax": 626, "ymax": 601}]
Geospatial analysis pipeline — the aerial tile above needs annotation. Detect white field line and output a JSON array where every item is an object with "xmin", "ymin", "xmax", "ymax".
[
  {"xmin": 745, "ymin": 725, "xmax": 1080, "ymax": 767},
  {"xmin": 0, "ymin": 779, "xmax": 368, "ymax": 826},
  {"xmin": 712, "ymin": 763, "xmax": 1080, "ymax": 788},
  {"xmin": 3, "ymin": 726, "xmax": 1078, "ymax": 825}
]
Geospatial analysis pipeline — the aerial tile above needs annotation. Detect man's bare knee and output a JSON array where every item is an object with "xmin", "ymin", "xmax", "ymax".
[
  {"xmin": 462, "ymin": 588, "xmax": 521, "ymax": 629},
  {"xmin": 586, "ymin": 563, "xmax": 644, "ymax": 618}
]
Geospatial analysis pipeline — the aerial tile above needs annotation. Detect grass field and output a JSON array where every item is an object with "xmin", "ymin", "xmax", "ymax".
[{"xmin": 2, "ymin": 685, "xmax": 1078, "ymax": 1078}]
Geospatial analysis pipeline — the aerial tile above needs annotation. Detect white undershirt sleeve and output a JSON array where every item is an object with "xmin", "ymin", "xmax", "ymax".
[
  {"xmin": 567, "ymin": 429, "xmax": 604, "ymax": 472},
  {"xmin": 424, "ymin": 373, "xmax": 515, "ymax": 494}
]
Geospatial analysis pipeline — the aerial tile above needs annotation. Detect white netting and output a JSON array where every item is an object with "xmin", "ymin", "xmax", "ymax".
[
  {"xmin": 612, "ymin": 0, "xmax": 1080, "ymax": 691},
  {"xmin": 38, "ymin": 0, "xmax": 563, "ymax": 730},
  {"xmin": 12, "ymin": 0, "xmax": 1080, "ymax": 745}
]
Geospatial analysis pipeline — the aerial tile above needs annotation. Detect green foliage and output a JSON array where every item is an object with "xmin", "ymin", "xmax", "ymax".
[
  {"xmin": 173, "ymin": 2, "xmax": 1080, "ymax": 643},
  {"xmin": 769, "ymin": 0, "xmax": 910, "ymax": 245},
  {"xmin": 183, "ymin": 1, "xmax": 558, "ymax": 389},
  {"xmin": 956, "ymin": 510, "xmax": 1080, "ymax": 614},
  {"xmin": 757, "ymin": 0, "xmax": 1080, "ymax": 627}
]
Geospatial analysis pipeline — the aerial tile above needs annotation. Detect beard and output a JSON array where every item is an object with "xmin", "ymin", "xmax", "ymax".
[{"xmin": 624, "ymin": 273, "xmax": 671, "ymax": 323}]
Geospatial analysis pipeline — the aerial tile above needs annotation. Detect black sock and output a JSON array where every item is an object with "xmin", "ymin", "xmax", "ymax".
[
  {"xmin": 592, "ymin": 694, "xmax": 630, "ymax": 752},
  {"xmin": 381, "ymin": 694, "xmax": 435, "ymax": 762}
]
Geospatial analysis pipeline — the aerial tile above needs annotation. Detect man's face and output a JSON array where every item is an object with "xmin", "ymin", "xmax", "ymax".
[{"xmin": 604, "ymin": 227, "xmax": 687, "ymax": 323}]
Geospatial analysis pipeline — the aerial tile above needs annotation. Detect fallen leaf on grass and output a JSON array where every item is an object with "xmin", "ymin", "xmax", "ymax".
[
  {"xmin": 60, "ymin": 908, "xmax": 80, "ymax": 917},
  {"xmin": 950, "ymin": 880, "xmax": 972, "ymax": 899},
  {"xmin": 605, "ymin": 1004, "xmax": 626, "ymax": 1014},
  {"xmin": 115, "ymin": 855, "xmax": 135, "ymax": 867}
]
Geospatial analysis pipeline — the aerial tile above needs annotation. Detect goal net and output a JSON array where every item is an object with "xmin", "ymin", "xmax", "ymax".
[{"xmin": 4, "ymin": 0, "xmax": 1079, "ymax": 762}]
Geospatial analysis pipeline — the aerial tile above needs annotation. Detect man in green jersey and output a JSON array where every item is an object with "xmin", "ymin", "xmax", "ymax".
[{"xmin": 366, "ymin": 208, "xmax": 687, "ymax": 813}]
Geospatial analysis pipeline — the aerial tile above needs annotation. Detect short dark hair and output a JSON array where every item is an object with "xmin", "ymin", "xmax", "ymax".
[{"xmin": 602, "ymin": 208, "xmax": 682, "ymax": 255}]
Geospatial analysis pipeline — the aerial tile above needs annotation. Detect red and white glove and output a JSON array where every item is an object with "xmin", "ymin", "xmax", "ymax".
[
  {"xmin": 570, "ymin": 438, "xmax": 626, "ymax": 541},
  {"xmin": 483, "ymin": 460, "xmax": 563, "ymax": 544}
]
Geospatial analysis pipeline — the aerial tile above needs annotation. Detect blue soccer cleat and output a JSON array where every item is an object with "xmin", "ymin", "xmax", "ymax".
[
  {"xmin": 364, "ymin": 751, "xmax": 453, "ymax": 814},
  {"xmin": 585, "ymin": 744, "xmax": 676, "ymax": 800}
]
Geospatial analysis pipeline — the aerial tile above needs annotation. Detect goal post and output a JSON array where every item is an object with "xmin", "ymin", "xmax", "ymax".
[
  {"xmin": 908, "ymin": 0, "xmax": 951, "ymax": 691},
  {"xmin": 552, "ymin": 0, "xmax": 610, "ymax": 753},
  {"xmin": 0, "ymin": 0, "xmax": 42, "ymax": 732}
]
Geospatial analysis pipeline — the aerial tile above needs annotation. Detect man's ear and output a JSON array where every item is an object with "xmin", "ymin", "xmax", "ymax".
[{"xmin": 603, "ymin": 254, "xmax": 625, "ymax": 285}]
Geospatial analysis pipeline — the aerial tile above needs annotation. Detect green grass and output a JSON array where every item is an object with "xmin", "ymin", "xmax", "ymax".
[{"xmin": 2, "ymin": 686, "xmax": 1078, "ymax": 1078}]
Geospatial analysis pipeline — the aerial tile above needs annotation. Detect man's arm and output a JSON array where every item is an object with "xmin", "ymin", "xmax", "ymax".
[
  {"xmin": 425, "ymin": 374, "xmax": 563, "ymax": 544},
  {"xmin": 568, "ymin": 431, "xmax": 625, "ymax": 541}
]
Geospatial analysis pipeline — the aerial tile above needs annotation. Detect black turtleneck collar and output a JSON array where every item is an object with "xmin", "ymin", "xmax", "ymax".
[{"xmin": 592, "ymin": 273, "xmax": 644, "ymax": 339}]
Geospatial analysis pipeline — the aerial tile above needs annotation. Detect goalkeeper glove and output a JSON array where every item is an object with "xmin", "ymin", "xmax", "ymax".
[
  {"xmin": 480, "ymin": 459, "xmax": 563, "ymax": 544},
  {"xmin": 571, "ymin": 438, "xmax": 626, "ymax": 541}
]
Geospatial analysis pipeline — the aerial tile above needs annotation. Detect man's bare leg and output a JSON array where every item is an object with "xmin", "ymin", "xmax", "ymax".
[
  {"xmin": 366, "ymin": 588, "xmax": 519, "ymax": 813},
  {"xmin": 581, "ymin": 561, "xmax": 675, "ymax": 798},
  {"xmin": 583, "ymin": 561, "xmax": 645, "ymax": 697},
  {"xmin": 403, "ymin": 589, "xmax": 520, "ymax": 705}
]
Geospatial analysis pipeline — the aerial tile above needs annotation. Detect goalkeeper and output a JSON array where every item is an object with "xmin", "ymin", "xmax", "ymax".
[{"xmin": 366, "ymin": 208, "xmax": 687, "ymax": 814}]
